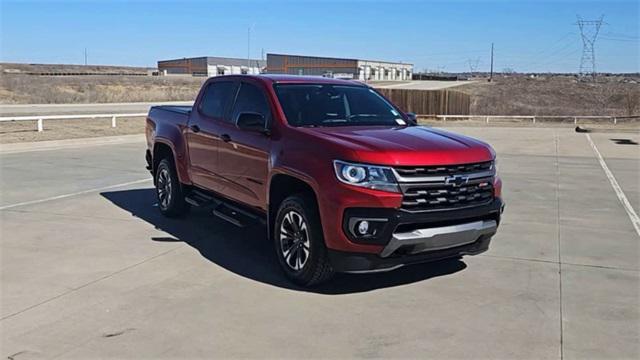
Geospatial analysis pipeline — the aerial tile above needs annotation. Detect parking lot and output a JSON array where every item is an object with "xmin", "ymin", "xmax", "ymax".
[{"xmin": 1, "ymin": 126, "xmax": 638, "ymax": 359}]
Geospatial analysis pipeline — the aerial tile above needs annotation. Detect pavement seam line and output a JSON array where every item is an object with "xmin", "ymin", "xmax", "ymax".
[
  {"xmin": 3, "ymin": 208, "xmax": 150, "ymax": 222},
  {"xmin": 555, "ymin": 131, "xmax": 564, "ymax": 360},
  {"xmin": 479, "ymin": 254, "xmax": 639, "ymax": 272},
  {"xmin": 0, "ymin": 244, "xmax": 184, "ymax": 321},
  {"xmin": 0, "ymin": 178, "xmax": 152, "ymax": 210},
  {"xmin": 585, "ymin": 133, "xmax": 640, "ymax": 237}
]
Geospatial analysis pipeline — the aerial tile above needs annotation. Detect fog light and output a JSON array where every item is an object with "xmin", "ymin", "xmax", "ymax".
[{"xmin": 357, "ymin": 221, "xmax": 369, "ymax": 235}]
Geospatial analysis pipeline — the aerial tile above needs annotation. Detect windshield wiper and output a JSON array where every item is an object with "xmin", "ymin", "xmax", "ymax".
[
  {"xmin": 321, "ymin": 119, "xmax": 348, "ymax": 123},
  {"xmin": 348, "ymin": 114, "xmax": 380, "ymax": 119}
]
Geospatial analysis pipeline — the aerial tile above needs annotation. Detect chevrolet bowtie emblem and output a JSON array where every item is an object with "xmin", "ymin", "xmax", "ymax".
[{"xmin": 445, "ymin": 175, "xmax": 469, "ymax": 187}]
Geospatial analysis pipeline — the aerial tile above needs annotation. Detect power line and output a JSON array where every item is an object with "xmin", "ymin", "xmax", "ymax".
[
  {"xmin": 514, "ymin": 33, "xmax": 576, "ymax": 62},
  {"xmin": 529, "ymin": 48, "xmax": 582, "ymax": 71},
  {"xmin": 602, "ymin": 31, "xmax": 638, "ymax": 40},
  {"xmin": 600, "ymin": 36, "xmax": 637, "ymax": 42},
  {"xmin": 497, "ymin": 40, "xmax": 580, "ymax": 72},
  {"xmin": 507, "ymin": 48, "xmax": 580, "ymax": 73}
]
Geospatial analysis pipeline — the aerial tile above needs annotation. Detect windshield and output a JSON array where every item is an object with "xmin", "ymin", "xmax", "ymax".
[{"xmin": 274, "ymin": 84, "xmax": 407, "ymax": 127}]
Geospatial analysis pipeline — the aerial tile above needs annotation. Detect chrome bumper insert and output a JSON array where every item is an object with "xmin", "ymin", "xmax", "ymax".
[{"xmin": 380, "ymin": 220, "xmax": 497, "ymax": 258}]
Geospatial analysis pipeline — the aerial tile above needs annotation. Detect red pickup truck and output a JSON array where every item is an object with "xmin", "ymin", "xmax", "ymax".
[{"xmin": 145, "ymin": 75, "xmax": 503, "ymax": 286}]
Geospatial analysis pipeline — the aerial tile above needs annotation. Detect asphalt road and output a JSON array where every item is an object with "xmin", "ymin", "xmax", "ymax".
[
  {"xmin": 1, "ymin": 127, "xmax": 638, "ymax": 359},
  {"xmin": 0, "ymin": 101, "xmax": 193, "ymax": 117}
]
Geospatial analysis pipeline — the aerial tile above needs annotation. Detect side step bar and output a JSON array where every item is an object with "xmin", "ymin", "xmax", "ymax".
[
  {"xmin": 185, "ymin": 188, "xmax": 265, "ymax": 228},
  {"xmin": 184, "ymin": 189, "xmax": 215, "ymax": 207},
  {"xmin": 213, "ymin": 205, "xmax": 244, "ymax": 227}
]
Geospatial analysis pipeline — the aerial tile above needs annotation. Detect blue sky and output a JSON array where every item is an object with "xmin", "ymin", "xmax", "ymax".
[{"xmin": 1, "ymin": 0, "xmax": 638, "ymax": 73}]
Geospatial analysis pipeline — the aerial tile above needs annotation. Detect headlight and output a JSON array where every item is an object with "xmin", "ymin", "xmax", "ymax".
[{"xmin": 333, "ymin": 160, "xmax": 399, "ymax": 193}]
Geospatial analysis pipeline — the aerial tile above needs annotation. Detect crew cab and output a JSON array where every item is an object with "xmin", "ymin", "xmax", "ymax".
[{"xmin": 145, "ymin": 75, "xmax": 504, "ymax": 286}]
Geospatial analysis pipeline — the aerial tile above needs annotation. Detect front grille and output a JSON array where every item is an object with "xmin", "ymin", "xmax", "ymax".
[
  {"xmin": 395, "ymin": 161, "xmax": 495, "ymax": 212},
  {"xmin": 394, "ymin": 161, "xmax": 493, "ymax": 177}
]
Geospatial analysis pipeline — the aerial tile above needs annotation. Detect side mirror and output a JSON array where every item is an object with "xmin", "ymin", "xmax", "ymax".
[
  {"xmin": 406, "ymin": 112, "xmax": 418, "ymax": 125},
  {"xmin": 237, "ymin": 112, "xmax": 269, "ymax": 134}
]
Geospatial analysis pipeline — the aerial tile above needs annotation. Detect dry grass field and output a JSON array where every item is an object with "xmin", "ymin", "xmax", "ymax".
[
  {"xmin": 1, "ymin": 62, "xmax": 153, "ymax": 75},
  {"xmin": 0, "ymin": 74, "xmax": 205, "ymax": 104},
  {"xmin": 1, "ymin": 61, "xmax": 205, "ymax": 104},
  {"xmin": 456, "ymin": 75, "xmax": 640, "ymax": 116},
  {"xmin": 1, "ymin": 63, "xmax": 638, "ymax": 118}
]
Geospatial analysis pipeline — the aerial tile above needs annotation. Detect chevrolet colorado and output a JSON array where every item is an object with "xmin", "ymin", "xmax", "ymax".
[{"xmin": 145, "ymin": 75, "xmax": 504, "ymax": 286}]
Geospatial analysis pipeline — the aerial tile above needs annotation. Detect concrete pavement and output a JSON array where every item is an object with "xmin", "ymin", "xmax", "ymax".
[
  {"xmin": 1, "ymin": 127, "xmax": 638, "ymax": 359},
  {"xmin": 0, "ymin": 134, "xmax": 144, "ymax": 155}
]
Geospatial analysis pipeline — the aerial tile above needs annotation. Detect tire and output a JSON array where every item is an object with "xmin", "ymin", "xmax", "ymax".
[
  {"xmin": 155, "ymin": 158, "xmax": 189, "ymax": 217},
  {"xmin": 274, "ymin": 194, "xmax": 334, "ymax": 286}
]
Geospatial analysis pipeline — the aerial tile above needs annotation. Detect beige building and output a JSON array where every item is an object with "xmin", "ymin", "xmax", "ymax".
[{"xmin": 266, "ymin": 53, "xmax": 412, "ymax": 81}]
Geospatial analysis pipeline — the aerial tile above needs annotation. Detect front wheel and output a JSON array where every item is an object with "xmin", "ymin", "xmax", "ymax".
[
  {"xmin": 274, "ymin": 195, "xmax": 333, "ymax": 286},
  {"xmin": 155, "ymin": 158, "xmax": 189, "ymax": 217}
]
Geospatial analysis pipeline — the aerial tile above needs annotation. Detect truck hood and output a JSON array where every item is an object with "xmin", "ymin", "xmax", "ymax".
[{"xmin": 300, "ymin": 126, "xmax": 495, "ymax": 166}]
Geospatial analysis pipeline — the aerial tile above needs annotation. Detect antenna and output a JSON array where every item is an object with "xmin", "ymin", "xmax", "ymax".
[
  {"xmin": 247, "ymin": 23, "xmax": 256, "ymax": 69},
  {"xmin": 576, "ymin": 15, "xmax": 605, "ymax": 80}
]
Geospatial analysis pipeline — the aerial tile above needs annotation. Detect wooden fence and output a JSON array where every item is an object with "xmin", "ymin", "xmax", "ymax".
[{"xmin": 376, "ymin": 88, "xmax": 470, "ymax": 115}]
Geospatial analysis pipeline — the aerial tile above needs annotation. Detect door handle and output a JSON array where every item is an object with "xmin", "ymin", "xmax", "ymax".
[
  {"xmin": 220, "ymin": 134, "xmax": 232, "ymax": 142},
  {"xmin": 190, "ymin": 125, "xmax": 200, "ymax": 133}
]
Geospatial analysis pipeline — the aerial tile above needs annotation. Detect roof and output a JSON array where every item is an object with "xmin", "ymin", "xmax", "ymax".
[
  {"xmin": 206, "ymin": 56, "xmax": 266, "ymax": 67},
  {"xmin": 158, "ymin": 56, "xmax": 266, "ymax": 68},
  {"xmin": 267, "ymin": 53, "xmax": 413, "ymax": 66}
]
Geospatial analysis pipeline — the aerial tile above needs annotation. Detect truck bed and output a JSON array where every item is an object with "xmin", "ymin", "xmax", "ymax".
[
  {"xmin": 151, "ymin": 105, "xmax": 192, "ymax": 115},
  {"xmin": 147, "ymin": 105, "xmax": 193, "ymax": 132}
]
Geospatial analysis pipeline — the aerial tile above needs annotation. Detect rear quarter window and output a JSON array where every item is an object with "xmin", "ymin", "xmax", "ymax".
[{"xmin": 199, "ymin": 81, "xmax": 237, "ymax": 120}]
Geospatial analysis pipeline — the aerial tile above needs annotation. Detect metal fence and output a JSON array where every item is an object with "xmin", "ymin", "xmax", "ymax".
[{"xmin": 0, "ymin": 113, "xmax": 147, "ymax": 132}]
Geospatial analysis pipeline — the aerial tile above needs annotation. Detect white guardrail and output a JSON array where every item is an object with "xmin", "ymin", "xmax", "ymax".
[
  {"xmin": 430, "ymin": 114, "xmax": 630, "ymax": 124},
  {"xmin": 0, "ymin": 113, "xmax": 634, "ymax": 133},
  {"xmin": 0, "ymin": 113, "xmax": 147, "ymax": 132}
]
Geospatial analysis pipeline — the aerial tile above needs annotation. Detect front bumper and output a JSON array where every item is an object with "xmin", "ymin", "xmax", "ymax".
[
  {"xmin": 380, "ymin": 219, "xmax": 497, "ymax": 257},
  {"xmin": 328, "ymin": 198, "xmax": 503, "ymax": 273},
  {"xmin": 328, "ymin": 233, "xmax": 493, "ymax": 273}
]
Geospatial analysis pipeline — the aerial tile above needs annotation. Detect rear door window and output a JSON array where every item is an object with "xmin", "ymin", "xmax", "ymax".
[{"xmin": 199, "ymin": 81, "xmax": 237, "ymax": 122}]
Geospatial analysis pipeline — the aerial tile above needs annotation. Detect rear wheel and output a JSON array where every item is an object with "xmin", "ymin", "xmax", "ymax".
[
  {"xmin": 274, "ymin": 195, "xmax": 333, "ymax": 286},
  {"xmin": 155, "ymin": 158, "xmax": 189, "ymax": 217}
]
